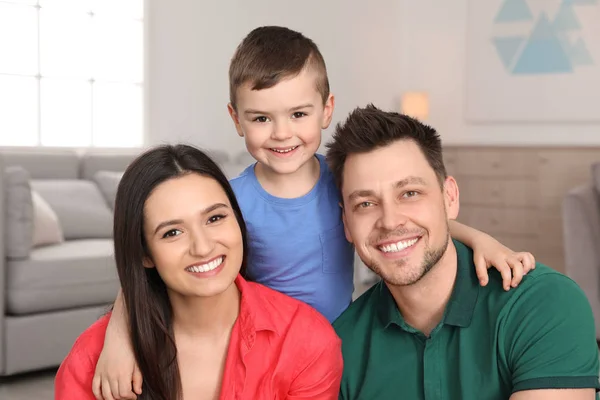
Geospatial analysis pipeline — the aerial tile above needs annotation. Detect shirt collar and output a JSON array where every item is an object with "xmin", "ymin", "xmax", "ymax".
[
  {"xmin": 443, "ymin": 240, "xmax": 479, "ymax": 327},
  {"xmin": 235, "ymin": 275, "xmax": 280, "ymax": 350},
  {"xmin": 376, "ymin": 239, "xmax": 479, "ymax": 329}
]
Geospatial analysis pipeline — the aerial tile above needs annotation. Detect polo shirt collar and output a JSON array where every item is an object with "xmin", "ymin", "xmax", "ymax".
[
  {"xmin": 376, "ymin": 240, "xmax": 479, "ymax": 330},
  {"xmin": 443, "ymin": 240, "xmax": 479, "ymax": 327}
]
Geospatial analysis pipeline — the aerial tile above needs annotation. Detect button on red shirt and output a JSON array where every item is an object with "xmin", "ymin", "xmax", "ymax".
[{"xmin": 55, "ymin": 275, "xmax": 343, "ymax": 399}]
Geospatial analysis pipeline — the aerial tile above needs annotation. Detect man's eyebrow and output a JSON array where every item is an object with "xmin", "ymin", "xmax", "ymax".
[
  {"xmin": 346, "ymin": 177, "xmax": 427, "ymax": 203},
  {"xmin": 347, "ymin": 190, "xmax": 376, "ymax": 203},
  {"xmin": 394, "ymin": 176, "xmax": 427, "ymax": 189},
  {"xmin": 153, "ymin": 203, "xmax": 229, "ymax": 234}
]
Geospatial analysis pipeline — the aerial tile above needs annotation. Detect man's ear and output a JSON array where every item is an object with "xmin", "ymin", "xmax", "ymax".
[
  {"xmin": 227, "ymin": 103, "xmax": 245, "ymax": 137},
  {"xmin": 142, "ymin": 257, "xmax": 155, "ymax": 269},
  {"xmin": 321, "ymin": 94, "xmax": 335, "ymax": 129},
  {"xmin": 443, "ymin": 176, "xmax": 460, "ymax": 220},
  {"xmin": 341, "ymin": 204, "xmax": 353, "ymax": 244}
]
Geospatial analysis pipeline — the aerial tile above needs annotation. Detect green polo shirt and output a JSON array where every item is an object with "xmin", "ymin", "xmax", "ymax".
[{"xmin": 334, "ymin": 240, "xmax": 600, "ymax": 400}]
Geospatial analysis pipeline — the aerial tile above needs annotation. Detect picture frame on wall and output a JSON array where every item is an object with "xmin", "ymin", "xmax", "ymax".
[{"xmin": 466, "ymin": 0, "xmax": 600, "ymax": 123}]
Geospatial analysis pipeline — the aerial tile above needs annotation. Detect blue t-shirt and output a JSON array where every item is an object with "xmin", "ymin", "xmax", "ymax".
[{"xmin": 229, "ymin": 154, "xmax": 354, "ymax": 322}]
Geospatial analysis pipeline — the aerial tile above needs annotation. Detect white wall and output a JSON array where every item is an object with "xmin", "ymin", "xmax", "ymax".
[
  {"xmin": 146, "ymin": 0, "xmax": 600, "ymax": 153},
  {"xmin": 402, "ymin": 0, "xmax": 600, "ymax": 146},
  {"xmin": 145, "ymin": 0, "xmax": 406, "ymax": 156}
]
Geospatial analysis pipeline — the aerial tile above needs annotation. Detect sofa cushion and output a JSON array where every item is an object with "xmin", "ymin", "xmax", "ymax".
[
  {"xmin": 6, "ymin": 239, "xmax": 119, "ymax": 315},
  {"xmin": 31, "ymin": 189, "xmax": 64, "ymax": 247},
  {"xmin": 593, "ymin": 162, "xmax": 600, "ymax": 195},
  {"xmin": 81, "ymin": 151, "xmax": 138, "ymax": 181},
  {"xmin": 30, "ymin": 180, "xmax": 113, "ymax": 239},
  {"xmin": 93, "ymin": 170, "xmax": 123, "ymax": 209},
  {"xmin": 4, "ymin": 166, "xmax": 33, "ymax": 259},
  {"xmin": 2, "ymin": 149, "xmax": 80, "ymax": 179}
]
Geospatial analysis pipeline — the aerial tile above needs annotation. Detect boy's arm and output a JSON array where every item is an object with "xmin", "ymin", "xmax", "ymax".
[
  {"xmin": 448, "ymin": 220, "xmax": 536, "ymax": 290},
  {"xmin": 92, "ymin": 289, "xmax": 142, "ymax": 400}
]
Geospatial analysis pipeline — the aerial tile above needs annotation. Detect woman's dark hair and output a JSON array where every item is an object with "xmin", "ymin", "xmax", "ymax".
[{"xmin": 113, "ymin": 144, "xmax": 248, "ymax": 400}]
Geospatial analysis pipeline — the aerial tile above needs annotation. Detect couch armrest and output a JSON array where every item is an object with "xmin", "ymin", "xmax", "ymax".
[
  {"xmin": 562, "ymin": 184, "xmax": 600, "ymax": 338},
  {"xmin": 0, "ymin": 155, "xmax": 6, "ymax": 373}
]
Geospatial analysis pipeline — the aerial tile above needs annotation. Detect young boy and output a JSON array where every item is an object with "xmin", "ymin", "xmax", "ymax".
[{"xmin": 91, "ymin": 26, "xmax": 535, "ymax": 399}]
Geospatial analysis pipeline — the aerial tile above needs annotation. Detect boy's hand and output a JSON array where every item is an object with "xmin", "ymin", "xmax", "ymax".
[
  {"xmin": 472, "ymin": 234, "xmax": 536, "ymax": 291},
  {"xmin": 92, "ymin": 313, "xmax": 142, "ymax": 400}
]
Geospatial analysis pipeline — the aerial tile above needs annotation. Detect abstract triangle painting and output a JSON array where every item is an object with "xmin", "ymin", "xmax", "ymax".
[{"xmin": 467, "ymin": 0, "xmax": 600, "ymax": 122}]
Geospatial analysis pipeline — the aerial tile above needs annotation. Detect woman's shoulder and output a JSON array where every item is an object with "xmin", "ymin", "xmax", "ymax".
[{"xmin": 64, "ymin": 313, "xmax": 111, "ymax": 367}]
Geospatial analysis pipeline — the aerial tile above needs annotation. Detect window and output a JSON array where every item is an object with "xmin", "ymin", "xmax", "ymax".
[{"xmin": 0, "ymin": 0, "xmax": 143, "ymax": 147}]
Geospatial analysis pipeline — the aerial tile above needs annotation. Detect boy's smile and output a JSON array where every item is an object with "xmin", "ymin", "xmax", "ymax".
[{"xmin": 228, "ymin": 67, "xmax": 334, "ymax": 181}]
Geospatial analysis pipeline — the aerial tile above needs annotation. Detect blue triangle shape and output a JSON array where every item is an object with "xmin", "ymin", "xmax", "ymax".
[
  {"xmin": 495, "ymin": 0, "xmax": 534, "ymax": 23},
  {"xmin": 513, "ymin": 14, "xmax": 573, "ymax": 74},
  {"xmin": 493, "ymin": 37, "xmax": 526, "ymax": 69},
  {"xmin": 570, "ymin": 37, "xmax": 594, "ymax": 65},
  {"xmin": 557, "ymin": 33, "xmax": 594, "ymax": 66},
  {"xmin": 530, "ymin": 12, "xmax": 554, "ymax": 39},
  {"xmin": 553, "ymin": 4, "xmax": 581, "ymax": 31}
]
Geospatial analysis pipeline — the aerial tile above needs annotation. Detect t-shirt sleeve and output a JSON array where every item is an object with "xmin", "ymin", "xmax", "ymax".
[
  {"xmin": 500, "ymin": 273, "xmax": 600, "ymax": 393},
  {"xmin": 54, "ymin": 315, "xmax": 109, "ymax": 400}
]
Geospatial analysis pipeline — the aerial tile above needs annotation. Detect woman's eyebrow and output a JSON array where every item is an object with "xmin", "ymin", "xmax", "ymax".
[{"xmin": 153, "ymin": 203, "xmax": 229, "ymax": 234}]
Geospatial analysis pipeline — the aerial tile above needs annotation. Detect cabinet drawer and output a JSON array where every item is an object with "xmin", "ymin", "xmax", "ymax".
[
  {"xmin": 457, "ymin": 177, "xmax": 538, "ymax": 207},
  {"xmin": 492, "ymin": 235, "xmax": 540, "ymax": 254},
  {"xmin": 443, "ymin": 148, "xmax": 459, "ymax": 176},
  {"xmin": 458, "ymin": 206, "xmax": 539, "ymax": 236},
  {"xmin": 453, "ymin": 149, "xmax": 538, "ymax": 178}
]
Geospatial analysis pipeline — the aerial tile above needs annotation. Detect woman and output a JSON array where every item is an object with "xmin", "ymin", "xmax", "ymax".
[{"xmin": 55, "ymin": 145, "xmax": 342, "ymax": 399}]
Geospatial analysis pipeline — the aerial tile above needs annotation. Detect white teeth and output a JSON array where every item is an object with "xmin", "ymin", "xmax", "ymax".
[
  {"xmin": 379, "ymin": 238, "xmax": 419, "ymax": 253},
  {"xmin": 186, "ymin": 257, "xmax": 223, "ymax": 273},
  {"xmin": 271, "ymin": 146, "xmax": 298, "ymax": 153}
]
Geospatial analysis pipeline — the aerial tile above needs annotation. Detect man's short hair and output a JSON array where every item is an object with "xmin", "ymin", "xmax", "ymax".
[
  {"xmin": 326, "ymin": 104, "xmax": 447, "ymax": 192},
  {"xmin": 228, "ymin": 26, "xmax": 330, "ymax": 109}
]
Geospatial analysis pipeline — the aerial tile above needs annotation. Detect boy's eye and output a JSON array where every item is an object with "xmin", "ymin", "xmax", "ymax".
[
  {"xmin": 403, "ymin": 191, "xmax": 419, "ymax": 198},
  {"xmin": 253, "ymin": 116, "xmax": 269, "ymax": 123},
  {"xmin": 162, "ymin": 229, "xmax": 181, "ymax": 238},
  {"xmin": 208, "ymin": 214, "xmax": 226, "ymax": 224},
  {"xmin": 292, "ymin": 111, "xmax": 306, "ymax": 119}
]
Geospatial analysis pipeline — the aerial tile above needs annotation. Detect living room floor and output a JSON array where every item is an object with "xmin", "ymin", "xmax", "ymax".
[{"xmin": 0, "ymin": 368, "xmax": 55, "ymax": 399}]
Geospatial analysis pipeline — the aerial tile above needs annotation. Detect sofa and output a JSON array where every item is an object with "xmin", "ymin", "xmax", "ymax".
[
  {"xmin": 0, "ymin": 146, "xmax": 239, "ymax": 377},
  {"xmin": 563, "ymin": 162, "xmax": 600, "ymax": 340}
]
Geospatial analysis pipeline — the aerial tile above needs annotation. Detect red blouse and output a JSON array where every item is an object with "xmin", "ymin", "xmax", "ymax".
[{"xmin": 55, "ymin": 275, "xmax": 343, "ymax": 399}]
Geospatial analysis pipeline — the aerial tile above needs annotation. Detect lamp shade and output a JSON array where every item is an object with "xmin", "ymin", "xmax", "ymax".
[{"xmin": 401, "ymin": 92, "xmax": 429, "ymax": 121}]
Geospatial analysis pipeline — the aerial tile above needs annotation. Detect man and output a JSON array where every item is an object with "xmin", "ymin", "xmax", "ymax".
[{"xmin": 326, "ymin": 104, "xmax": 600, "ymax": 399}]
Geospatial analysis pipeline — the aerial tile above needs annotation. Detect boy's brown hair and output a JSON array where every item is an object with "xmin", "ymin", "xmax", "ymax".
[
  {"xmin": 326, "ymin": 104, "xmax": 447, "ymax": 193},
  {"xmin": 229, "ymin": 26, "xmax": 330, "ymax": 109}
]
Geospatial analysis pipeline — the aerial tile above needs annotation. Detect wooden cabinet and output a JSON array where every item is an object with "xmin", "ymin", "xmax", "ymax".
[{"xmin": 447, "ymin": 146, "xmax": 600, "ymax": 274}]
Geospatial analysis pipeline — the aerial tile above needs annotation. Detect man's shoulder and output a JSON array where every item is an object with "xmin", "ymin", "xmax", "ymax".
[
  {"xmin": 333, "ymin": 282, "xmax": 382, "ymax": 337},
  {"xmin": 488, "ymin": 263, "xmax": 591, "ymax": 332},
  {"xmin": 500, "ymin": 263, "xmax": 581, "ymax": 298}
]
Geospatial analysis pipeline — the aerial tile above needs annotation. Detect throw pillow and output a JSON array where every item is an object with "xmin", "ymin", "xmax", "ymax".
[
  {"xmin": 93, "ymin": 170, "xmax": 123, "ymax": 209},
  {"xmin": 4, "ymin": 166, "xmax": 33, "ymax": 259},
  {"xmin": 30, "ymin": 180, "xmax": 113, "ymax": 240},
  {"xmin": 31, "ymin": 190, "xmax": 64, "ymax": 247}
]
